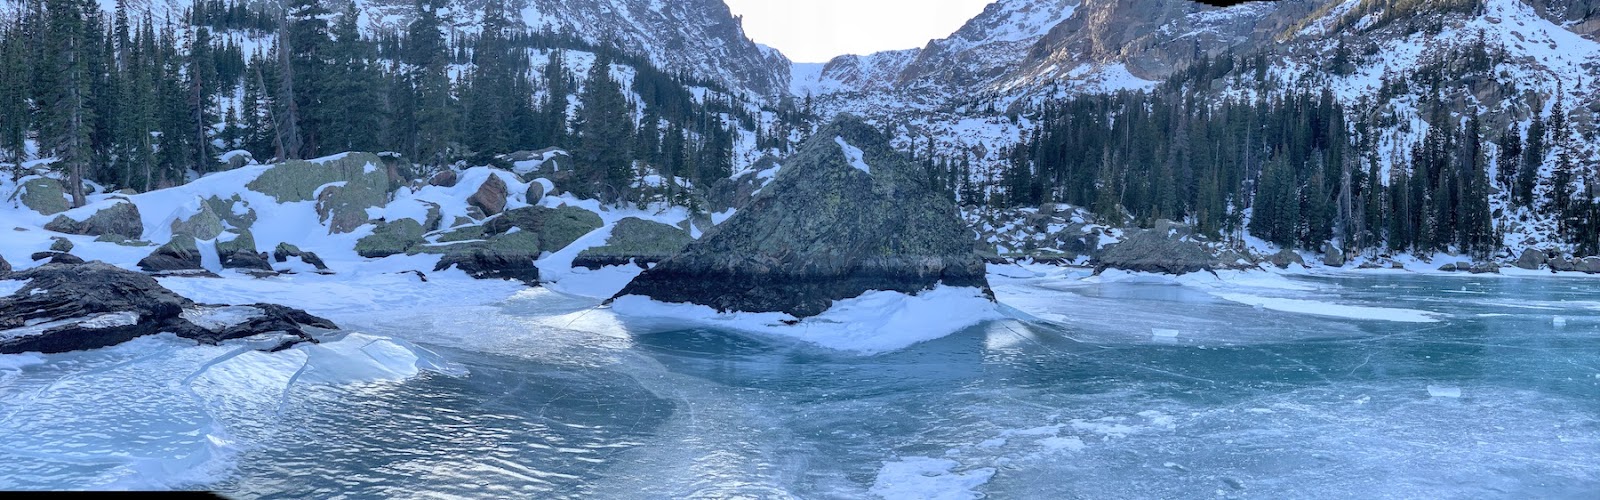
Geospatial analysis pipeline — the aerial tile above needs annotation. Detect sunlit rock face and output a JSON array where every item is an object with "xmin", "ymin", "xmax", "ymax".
[{"xmin": 614, "ymin": 115, "xmax": 991, "ymax": 318}]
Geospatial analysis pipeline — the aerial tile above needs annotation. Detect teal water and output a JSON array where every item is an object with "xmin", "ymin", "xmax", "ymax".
[{"xmin": 2, "ymin": 274, "xmax": 1598, "ymax": 498}]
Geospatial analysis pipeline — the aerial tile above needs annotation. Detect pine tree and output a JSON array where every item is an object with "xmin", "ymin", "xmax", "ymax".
[
  {"xmin": 404, "ymin": 0, "xmax": 456, "ymax": 166},
  {"xmin": 573, "ymin": 53, "xmax": 634, "ymax": 202},
  {"xmin": 322, "ymin": 0, "xmax": 385, "ymax": 153}
]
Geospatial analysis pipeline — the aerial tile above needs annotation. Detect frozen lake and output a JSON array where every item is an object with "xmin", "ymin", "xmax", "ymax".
[{"xmin": 2, "ymin": 269, "xmax": 1598, "ymax": 498}]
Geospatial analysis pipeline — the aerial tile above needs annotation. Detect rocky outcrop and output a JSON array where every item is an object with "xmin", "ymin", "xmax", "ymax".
[
  {"xmin": 1439, "ymin": 262, "xmax": 1501, "ymax": 274},
  {"xmin": 613, "ymin": 116, "xmax": 991, "ymax": 318},
  {"xmin": 355, "ymin": 219, "xmax": 426, "ymax": 258},
  {"xmin": 1267, "ymin": 249, "xmax": 1305, "ymax": 269},
  {"xmin": 217, "ymin": 230, "xmax": 272, "ymax": 272},
  {"xmin": 1323, "ymin": 242, "xmax": 1346, "ymax": 267},
  {"xmin": 0, "ymin": 254, "xmax": 9, "ymax": 275},
  {"xmin": 1515, "ymin": 250, "xmax": 1549, "ymax": 270},
  {"xmin": 171, "ymin": 201, "xmax": 225, "ymax": 240},
  {"xmin": 247, "ymin": 153, "xmax": 390, "ymax": 234},
  {"xmin": 427, "ymin": 205, "xmax": 603, "ymax": 284},
  {"xmin": 1095, "ymin": 223, "xmax": 1216, "ymax": 275},
  {"xmin": 32, "ymin": 251, "xmax": 84, "ymax": 265},
  {"xmin": 137, "ymin": 235, "xmax": 207, "ymax": 274},
  {"xmin": 273, "ymin": 243, "xmax": 329, "ymax": 272},
  {"xmin": 49, "ymin": 237, "xmax": 74, "ymax": 253},
  {"xmin": 573, "ymin": 217, "xmax": 692, "ymax": 269},
  {"xmin": 468, "ymin": 174, "xmax": 509, "ymax": 216},
  {"xmin": 0, "ymin": 262, "xmax": 338, "ymax": 354},
  {"xmin": 1550, "ymin": 256, "xmax": 1600, "ymax": 274},
  {"xmin": 45, "ymin": 200, "xmax": 144, "ymax": 239}
]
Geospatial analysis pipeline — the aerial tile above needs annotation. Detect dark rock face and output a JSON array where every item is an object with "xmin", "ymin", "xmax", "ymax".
[
  {"xmin": 49, "ymin": 237, "xmax": 74, "ymax": 253},
  {"xmin": 0, "ymin": 262, "xmax": 338, "ymax": 354},
  {"xmin": 274, "ymin": 243, "xmax": 329, "ymax": 272},
  {"xmin": 0, "ymin": 254, "xmax": 9, "ymax": 274},
  {"xmin": 613, "ymin": 116, "xmax": 992, "ymax": 318},
  {"xmin": 217, "ymin": 230, "xmax": 272, "ymax": 271},
  {"xmin": 44, "ymin": 201, "xmax": 144, "ymax": 239},
  {"xmin": 32, "ymin": 252, "xmax": 84, "ymax": 265},
  {"xmin": 1095, "ymin": 226, "xmax": 1216, "ymax": 275},
  {"xmin": 574, "ymin": 217, "xmax": 692, "ymax": 269},
  {"xmin": 138, "ymin": 236, "xmax": 206, "ymax": 274},
  {"xmin": 1267, "ymin": 249, "xmax": 1305, "ymax": 269}
]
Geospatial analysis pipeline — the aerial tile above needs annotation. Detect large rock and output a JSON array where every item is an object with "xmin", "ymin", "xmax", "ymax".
[
  {"xmin": 273, "ymin": 243, "xmax": 329, "ymax": 272},
  {"xmin": 217, "ymin": 230, "xmax": 272, "ymax": 271},
  {"xmin": 49, "ymin": 237, "xmax": 74, "ymax": 253},
  {"xmin": 138, "ymin": 235, "xmax": 207, "ymax": 274},
  {"xmin": 206, "ymin": 195, "xmax": 258, "ymax": 230},
  {"xmin": 17, "ymin": 177, "xmax": 69, "ymax": 215},
  {"xmin": 0, "ymin": 254, "xmax": 9, "ymax": 275},
  {"xmin": 1095, "ymin": 227, "xmax": 1215, "ymax": 275},
  {"xmin": 1267, "ymin": 249, "xmax": 1305, "ymax": 269},
  {"xmin": 355, "ymin": 219, "xmax": 426, "ymax": 258},
  {"xmin": 171, "ymin": 200, "xmax": 225, "ymax": 240},
  {"xmin": 428, "ymin": 170, "xmax": 458, "ymax": 188},
  {"xmin": 45, "ymin": 201, "xmax": 144, "ymax": 239},
  {"xmin": 1514, "ymin": 250, "xmax": 1548, "ymax": 270},
  {"xmin": 468, "ymin": 174, "xmax": 510, "ymax": 216},
  {"xmin": 246, "ymin": 153, "xmax": 389, "ymax": 234},
  {"xmin": 426, "ymin": 206, "xmax": 602, "ymax": 284},
  {"xmin": 0, "ymin": 261, "xmax": 337, "ymax": 354},
  {"xmin": 613, "ymin": 116, "xmax": 992, "ymax": 318},
  {"xmin": 574, "ymin": 217, "xmax": 692, "ymax": 269},
  {"xmin": 1323, "ymin": 242, "xmax": 1346, "ymax": 267}
]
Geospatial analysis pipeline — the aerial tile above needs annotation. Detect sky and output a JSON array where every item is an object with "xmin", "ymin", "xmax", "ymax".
[{"xmin": 722, "ymin": 0, "xmax": 995, "ymax": 63}]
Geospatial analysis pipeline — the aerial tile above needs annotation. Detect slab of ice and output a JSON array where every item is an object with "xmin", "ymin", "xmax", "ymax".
[
  {"xmin": 1213, "ymin": 293, "xmax": 1441, "ymax": 323},
  {"xmin": 1152, "ymin": 329, "xmax": 1180, "ymax": 339},
  {"xmin": 181, "ymin": 306, "xmax": 265, "ymax": 331},
  {"xmin": 1427, "ymin": 385, "xmax": 1463, "ymax": 398},
  {"xmin": 869, "ymin": 457, "xmax": 994, "ymax": 500},
  {"xmin": 0, "ymin": 279, "xmax": 27, "ymax": 297},
  {"xmin": 611, "ymin": 285, "xmax": 1001, "ymax": 354},
  {"xmin": 1036, "ymin": 436, "xmax": 1086, "ymax": 452}
]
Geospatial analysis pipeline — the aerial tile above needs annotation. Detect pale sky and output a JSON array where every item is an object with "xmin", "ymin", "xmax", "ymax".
[{"xmin": 722, "ymin": 0, "xmax": 995, "ymax": 63}]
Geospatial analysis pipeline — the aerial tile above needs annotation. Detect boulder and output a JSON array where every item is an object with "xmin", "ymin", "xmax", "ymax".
[
  {"xmin": 525, "ymin": 179, "xmax": 547, "ymax": 203},
  {"xmin": 17, "ymin": 177, "xmax": 70, "ymax": 215},
  {"xmin": 432, "ymin": 231, "xmax": 544, "ymax": 285},
  {"xmin": 273, "ymin": 243, "xmax": 329, "ymax": 272},
  {"xmin": 573, "ymin": 217, "xmax": 693, "ymax": 269},
  {"xmin": 217, "ymin": 230, "xmax": 272, "ymax": 271},
  {"xmin": 246, "ymin": 153, "xmax": 389, "ymax": 234},
  {"xmin": 0, "ymin": 254, "xmax": 9, "ymax": 275},
  {"xmin": 138, "ymin": 235, "xmax": 206, "ymax": 274},
  {"xmin": 355, "ymin": 219, "xmax": 425, "ymax": 258},
  {"xmin": 49, "ymin": 237, "xmax": 74, "ymax": 253},
  {"xmin": 45, "ymin": 201, "xmax": 144, "ymax": 239},
  {"xmin": 1577, "ymin": 257, "xmax": 1600, "ymax": 274},
  {"xmin": 1267, "ymin": 249, "xmax": 1305, "ymax": 269},
  {"xmin": 485, "ymin": 205, "xmax": 604, "ymax": 253},
  {"xmin": 428, "ymin": 170, "xmax": 458, "ymax": 188},
  {"xmin": 1514, "ymin": 250, "xmax": 1548, "ymax": 270},
  {"xmin": 0, "ymin": 261, "xmax": 337, "ymax": 354},
  {"xmin": 612, "ymin": 116, "xmax": 992, "ymax": 318},
  {"xmin": 170, "ymin": 200, "xmax": 225, "ymax": 240},
  {"xmin": 468, "ymin": 174, "xmax": 509, "ymax": 216},
  {"xmin": 1322, "ymin": 242, "xmax": 1346, "ymax": 267},
  {"xmin": 31, "ymin": 252, "xmax": 84, "ymax": 265},
  {"xmin": 1095, "ymin": 227, "xmax": 1215, "ymax": 275}
]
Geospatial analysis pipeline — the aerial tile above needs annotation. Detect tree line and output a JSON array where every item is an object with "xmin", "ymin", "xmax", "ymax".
[{"xmin": 0, "ymin": 0, "xmax": 771, "ymax": 208}]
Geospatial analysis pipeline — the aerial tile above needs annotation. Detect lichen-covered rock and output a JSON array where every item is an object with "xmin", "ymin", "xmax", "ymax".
[
  {"xmin": 45, "ymin": 201, "xmax": 144, "ymax": 239},
  {"xmin": 171, "ymin": 201, "xmax": 225, "ymax": 240},
  {"xmin": 613, "ymin": 115, "xmax": 991, "ymax": 318},
  {"xmin": 17, "ymin": 177, "xmax": 69, "ymax": 215},
  {"xmin": 138, "ymin": 235, "xmax": 206, "ymax": 274},
  {"xmin": 218, "ymin": 230, "xmax": 272, "ymax": 271},
  {"xmin": 355, "ymin": 219, "xmax": 425, "ymax": 258},
  {"xmin": 0, "ymin": 261, "xmax": 337, "ymax": 354},
  {"xmin": 574, "ymin": 217, "xmax": 692, "ymax": 269},
  {"xmin": 205, "ymin": 195, "xmax": 257, "ymax": 230},
  {"xmin": 1267, "ymin": 249, "xmax": 1304, "ymax": 269},
  {"xmin": 485, "ymin": 205, "xmax": 603, "ymax": 253},
  {"xmin": 431, "ymin": 231, "xmax": 544, "ymax": 285},
  {"xmin": 273, "ymin": 243, "xmax": 329, "ymax": 271},
  {"xmin": 49, "ymin": 237, "xmax": 74, "ymax": 253},
  {"xmin": 468, "ymin": 174, "xmax": 509, "ymax": 216},
  {"xmin": 1095, "ymin": 227, "xmax": 1215, "ymax": 275},
  {"xmin": 434, "ymin": 224, "xmax": 488, "ymax": 243},
  {"xmin": 247, "ymin": 153, "xmax": 389, "ymax": 234}
]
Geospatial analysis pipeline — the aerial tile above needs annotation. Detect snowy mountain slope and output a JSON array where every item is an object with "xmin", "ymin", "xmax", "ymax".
[{"xmin": 355, "ymin": 0, "xmax": 792, "ymax": 100}]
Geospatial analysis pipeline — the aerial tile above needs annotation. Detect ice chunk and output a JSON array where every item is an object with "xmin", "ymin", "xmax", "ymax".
[
  {"xmin": 1037, "ymin": 436, "xmax": 1086, "ymax": 452},
  {"xmin": 870, "ymin": 457, "xmax": 995, "ymax": 500},
  {"xmin": 1152, "ymin": 328, "xmax": 1180, "ymax": 340},
  {"xmin": 1213, "ymin": 293, "xmax": 1441, "ymax": 323},
  {"xmin": 1427, "ymin": 385, "xmax": 1462, "ymax": 398},
  {"xmin": 1553, "ymin": 316, "xmax": 1567, "ymax": 327}
]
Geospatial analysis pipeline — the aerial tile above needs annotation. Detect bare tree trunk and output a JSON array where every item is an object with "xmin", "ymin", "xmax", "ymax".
[
  {"xmin": 276, "ymin": 5, "xmax": 302, "ymax": 160},
  {"xmin": 67, "ymin": 29, "xmax": 86, "ymax": 208}
]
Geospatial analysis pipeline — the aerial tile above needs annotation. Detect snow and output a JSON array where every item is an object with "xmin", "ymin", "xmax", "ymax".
[
  {"xmin": 0, "ymin": 279, "xmax": 27, "ymax": 297},
  {"xmin": 180, "ymin": 306, "xmax": 266, "ymax": 331},
  {"xmin": 611, "ymin": 285, "xmax": 1001, "ymax": 354},
  {"xmin": 1427, "ymin": 385, "xmax": 1463, "ymax": 398},
  {"xmin": 869, "ymin": 457, "xmax": 995, "ymax": 500},
  {"xmin": 1212, "ymin": 293, "xmax": 1442, "ymax": 323},
  {"xmin": 835, "ymin": 137, "xmax": 872, "ymax": 175}
]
